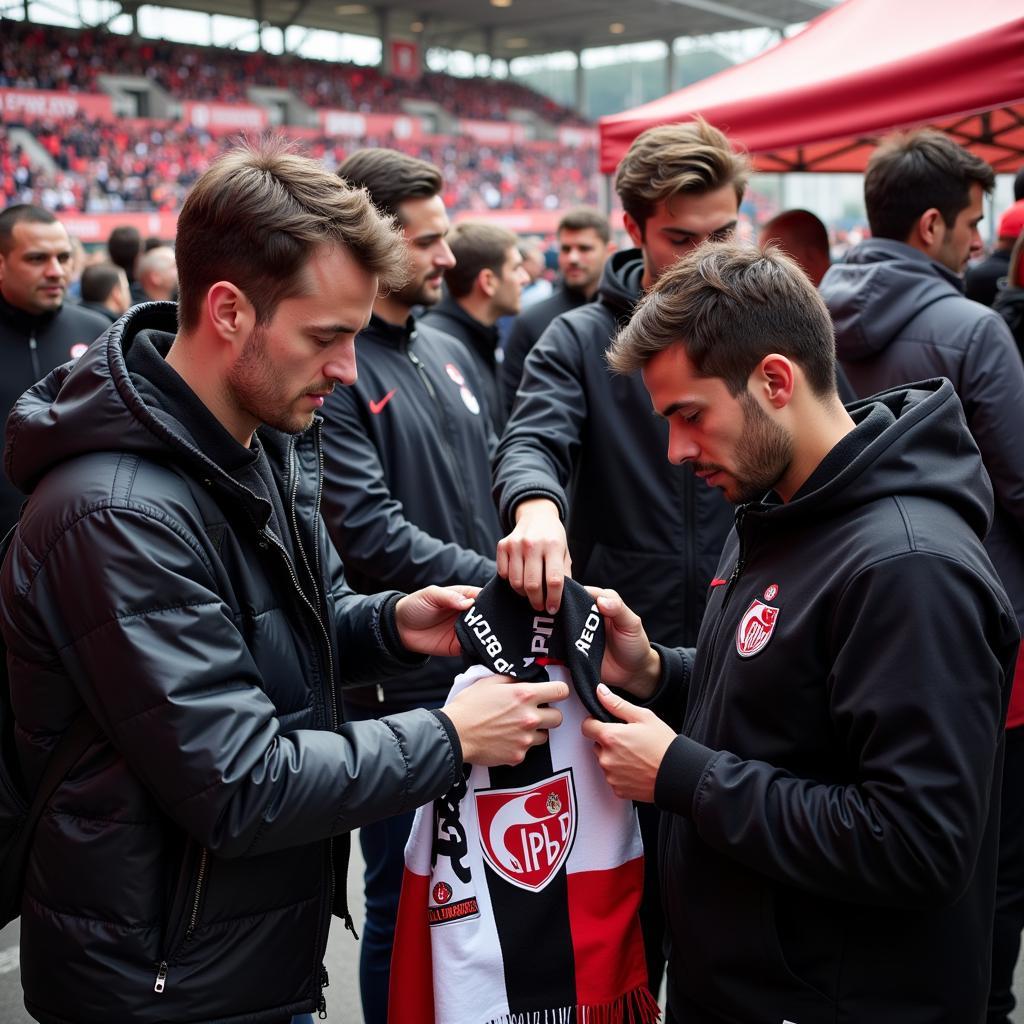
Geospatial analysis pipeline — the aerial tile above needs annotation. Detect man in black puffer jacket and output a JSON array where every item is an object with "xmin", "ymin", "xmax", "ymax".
[{"xmin": 0, "ymin": 142, "xmax": 568, "ymax": 1024}]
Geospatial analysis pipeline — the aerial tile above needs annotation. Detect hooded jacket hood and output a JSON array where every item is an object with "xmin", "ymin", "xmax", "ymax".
[
  {"xmin": 597, "ymin": 247, "xmax": 645, "ymax": 321},
  {"xmin": 749, "ymin": 378, "xmax": 992, "ymax": 545},
  {"xmin": 5, "ymin": 301, "xmax": 287, "ymax": 526},
  {"xmin": 821, "ymin": 239, "xmax": 964, "ymax": 361}
]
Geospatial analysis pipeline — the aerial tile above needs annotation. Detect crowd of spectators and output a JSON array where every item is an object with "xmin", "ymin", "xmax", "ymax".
[
  {"xmin": 0, "ymin": 19, "xmax": 585, "ymax": 124},
  {"xmin": 1, "ymin": 119, "xmax": 600, "ymax": 214}
]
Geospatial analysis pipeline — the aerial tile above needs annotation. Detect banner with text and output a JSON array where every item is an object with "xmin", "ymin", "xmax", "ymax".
[
  {"xmin": 182, "ymin": 101, "xmax": 269, "ymax": 132},
  {"xmin": 0, "ymin": 88, "xmax": 113, "ymax": 121},
  {"xmin": 319, "ymin": 110, "xmax": 422, "ymax": 140}
]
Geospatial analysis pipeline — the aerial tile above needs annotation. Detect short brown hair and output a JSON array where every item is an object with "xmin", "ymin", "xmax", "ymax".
[
  {"xmin": 0, "ymin": 204, "xmax": 59, "ymax": 256},
  {"xmin": 176, "ymin": 137, "xmax": 407, "ymax": 333},
  {"xmin": 557, "ymin": 206, "xmax": 611, "ymax": 243},
  {"xmin": 865, "ymin": 129, "xmax": 995, "ymax": 242},
  {"xmin": 443, "ymin": 221, "xmax": 518, "ymax": 299},
  {"xmin": 608, "ymin": 241, "xmax": 837, "ymax": 397},
  {"xmin": 338, "ymin": 148, "xmax": 444, "ymax": 222},
  {"xmin": 614, "ymin": 118, "xmax": 750, "ymax": 233}
]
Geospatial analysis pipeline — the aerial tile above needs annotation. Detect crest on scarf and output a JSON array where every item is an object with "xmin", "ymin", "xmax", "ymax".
[
  {"xmin": 736, "ymin": 593, "xmax": 780, "ymax": 658},
  {"xmin": 476, "ymin": 769, "xmax": 578, "ymax": 892}
]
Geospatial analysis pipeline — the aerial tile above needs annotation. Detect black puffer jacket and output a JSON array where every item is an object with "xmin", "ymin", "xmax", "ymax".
[
  {"xmin": 492, "ymin": 249, "xmax": 733, "ymax": 647},
  {"xmin": 0, "ymin": 303, "xmax": 462, "ymax": 1024},
  {"xmin": 653, "ymin": 382, "xmax": 1019, "ymax": 1023}
]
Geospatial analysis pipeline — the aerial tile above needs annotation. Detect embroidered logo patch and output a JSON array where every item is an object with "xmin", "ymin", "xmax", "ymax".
[
  {"xmin": 476, "ymin": 769, "xmax": 577, "ymax": 892},
  {"xmin": 459, "ymin": 386, "xmax": 480, "ymax": 415},
  {"xmin": 736, "ymin": 597, "xmax": 780, "ymax": 658},
  {"xmin": 445, "ymin": 362, "xmax": 465, "ymax": 386},
  {"xmin": 70, "ymin": 343, "xmax": 89, "ymax": 360},
  {"xmin": 432, "ymin": 881, "xmax": 453, "ymax": 905}
]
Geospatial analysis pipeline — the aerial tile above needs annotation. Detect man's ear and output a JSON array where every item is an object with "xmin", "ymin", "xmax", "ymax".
[
  {"xmin": 623, "ymin": 212, "xmax": 643, "ymax": 250},
  {"xmin": 205, "ymin": 281, "xmax": 254, "ymax": 349},
  {"xmin": 753, "ymin": 354, "xmax": 796, "ymax": 409},
  {"xmin": 914, "ymin": 208, "xmax": 945, "ymax": 252},
  {"xmin": 478, "ymin": 267, "xmax": 497, "ymax": 299}
]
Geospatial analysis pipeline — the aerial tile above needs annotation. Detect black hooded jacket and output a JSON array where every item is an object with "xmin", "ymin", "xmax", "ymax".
[
  {"xmin": 821, "ymin": 239, "xmax": 1024, "ymax": 630},
  {"xmin": 320, "ymin": 313, "xmax": 501, "ymax": 711},
  {"xmin": 492, "ymin": 249, "xmax": 734, "ymax": 648},
  {"xmin": 651, "ymin": 381, "xmax": 1019, "ymax": 1023},
  {"xmin": 0, "ymin": 303, "xmax": 462, "ymax": 1023},
  {"xmin": 0, "ymin": 292, "xmax": 109, "ymax": 532}
]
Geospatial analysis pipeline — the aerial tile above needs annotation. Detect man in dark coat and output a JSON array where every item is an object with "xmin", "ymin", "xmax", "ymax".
[
  {"xmin": 0, "ymin": 140, "xmax": 567, "ymax": 1024},
  {"xmin": 326, "ymin": 147, "xmax": 502, "ymax": 1024},
  {"xmin": 0, "ymin": 204, "xmax": 109, "ymax": 532},
  {"xmin": 492, "ymin": 118, "xmax": 748, "ymax": 996},
  {"xmin": 499, "ymin": 206, "xmax": 612, "ymax": 420},
  {"xmin": 820, "ymin": 129, "xmax": 1024, "ymax": 1024},
  {"xmin": 586, "ymin": 241, "xmax": 1018, "ymax": 1024}
]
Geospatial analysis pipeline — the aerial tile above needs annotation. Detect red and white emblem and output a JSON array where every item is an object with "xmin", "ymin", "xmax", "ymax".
[
  {"xmin": 476, "ymin": 769, "xmax": 577, "ymax": 892},
  {"xmin": 432, "ymin": 881, "xmax": 453, "ymax": 905},
  {"xmin": 445, "ymin": 362, "xmax": 465, "ymax": 386},
  {"xmin": 736, "ymin": 597, "xmax": 780, "ymax": 658}
]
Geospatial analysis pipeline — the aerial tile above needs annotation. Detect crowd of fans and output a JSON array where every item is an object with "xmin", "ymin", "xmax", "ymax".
[
  {"xmin": 1, "ymin": 118, "xmax": 599, "ymax": 214},
  {"xmin": 0, "ymin": 18, "xmax": 585, "ymax": 123}
]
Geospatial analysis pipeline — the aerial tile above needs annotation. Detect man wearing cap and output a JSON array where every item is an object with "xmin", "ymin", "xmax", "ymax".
[{"xmin": 966, "ymin": 199, "xmax": 1024, "ymax": 307}]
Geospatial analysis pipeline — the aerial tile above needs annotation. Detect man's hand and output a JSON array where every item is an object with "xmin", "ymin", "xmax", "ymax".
[
  {"xmin": 496, "ymin": 497, "xmax": 571, "ymax": 614},
  {"xmin": 584, "ymin": 587, "xmax": 661, "ymax": 700},
  {"xmin": 443, "ymin": 675, "xmax": 570, "ymax": 767},
  {"xmin": 581, "ymin": 684, "xmax": 676, "ymax": 802},
  {"xmin": 395, "ymin": 585, "xmax": 478, "ymax": 657}
]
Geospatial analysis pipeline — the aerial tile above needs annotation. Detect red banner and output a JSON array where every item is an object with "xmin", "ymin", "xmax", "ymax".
[
  {"xmin": 460, "ymin": 120, "xmax": 527, "ymax": 145},
  {"xmin": 319, "ymin": 110, "xmax": 421, "ymax": 140},
  {"xmin": 0, "ymin": 88, "xmax": 113, "ymax": 120},
  {"xmin": 453, "ymin": 209, "xmax": 563, "ymax": 234},
  {"xmin": 558, "ymin": 126, "xmax": 598, "ymax": 148},
  {"xmin": 390, "ymin": 39, "xmax": 420, "ymax": 81},
  {"xmin": 182, "ymin": 101, "xmax": 269, "ymax": 132},
  {"xmin": 60, "ymin": 211, "xmax": 179, "ymax": 245}
]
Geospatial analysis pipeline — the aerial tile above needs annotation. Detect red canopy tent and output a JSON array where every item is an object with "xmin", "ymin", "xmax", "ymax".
[{"xmin": 598, "ymin": 0, "xmax": 1024, "ymax": 174}]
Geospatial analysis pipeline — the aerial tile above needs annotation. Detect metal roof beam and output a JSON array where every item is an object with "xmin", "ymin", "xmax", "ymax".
[{"xmin": 660, "ymin": 0, "xmax": 790, "ymax": 30}]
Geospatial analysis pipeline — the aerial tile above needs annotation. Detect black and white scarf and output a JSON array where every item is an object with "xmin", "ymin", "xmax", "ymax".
[{"xmin": 389, "ymin": 578, "xmax": 658, "ymax": 1024}]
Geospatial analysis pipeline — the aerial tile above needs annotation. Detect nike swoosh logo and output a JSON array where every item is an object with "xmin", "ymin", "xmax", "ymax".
[{"xmin": 369, "ymin": 389, "xmax": 396, "ymax": 415}]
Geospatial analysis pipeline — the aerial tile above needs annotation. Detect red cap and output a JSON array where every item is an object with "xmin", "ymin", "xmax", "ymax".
[{"xmin": 998, "ymin": 200, "xmax": 1024, "ymax": 240}]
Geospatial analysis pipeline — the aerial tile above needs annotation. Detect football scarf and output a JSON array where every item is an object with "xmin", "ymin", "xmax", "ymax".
[{"xmin": 388, "ymin": 577, "xmax": 658, "ymax": 1024}]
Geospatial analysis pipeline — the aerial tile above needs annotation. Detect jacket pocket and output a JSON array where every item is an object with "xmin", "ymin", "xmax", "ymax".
[{"xmin": 160, "ymin": 843, "xmax": 210, "ymax": 962}]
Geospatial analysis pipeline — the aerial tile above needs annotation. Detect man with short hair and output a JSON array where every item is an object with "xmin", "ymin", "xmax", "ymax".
[
  {"xmin": 758, "ymin": 208, "xmax": 831, "ymax": 286},
  {"xmin": 585, "ymin": 240, "xmax": 1017, "ymax": 1023},
  {"xmin": 327, "ymin": 147, "xmax": 501, "ymax": 1024},
  {"xmin": 966, "ymin": 199, "xmax": 1024, "ymax": 307},
  {"xmin": 820, "ymin": 127, "xmax": 1024, "ymax": 1024},
  {"xmin": 135, "ymin": 244, "xmax": 178, "ymax": 303},
  {"xmin": 499, "ymin": 207, "xmax": 613, "ymax": 419},
  {"xmin": 0, "ymin": 204, "xmax": 109, "ymax": 531},
  {"xmin": 420, "ymin": 220, "xmax": 528, "ymax": 431},
  {"xmin": 79, "ymin": 262, "xmax": 131, "ymax": 323},
  {"xmin": 492, "ymin": 118, "xmax": 747, "ymax": 994},
  {"xmin": 0, "ymin": 140, "xmax": 567, "ymax": 1024},
  {"xmin": 106, "ymin": 223, "xmax": 145, "ymax": 303}
]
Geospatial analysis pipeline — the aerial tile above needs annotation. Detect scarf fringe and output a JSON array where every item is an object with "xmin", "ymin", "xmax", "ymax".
[{"xmin": 484, "ymin": 985, "xmax": 661, "ymax": 1024}]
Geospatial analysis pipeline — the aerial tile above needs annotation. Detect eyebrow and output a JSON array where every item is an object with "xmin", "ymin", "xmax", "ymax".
[
  {"xmin": 660, "ymin": 221, "xmax": 738, "ymax": 239},
  {"xmin": 658, "ymin": 398, "xmax": 702, "ymax": 419},
  {"xmin": 312, "ymin": 323, "xmax": 362, "ymax": 335}
]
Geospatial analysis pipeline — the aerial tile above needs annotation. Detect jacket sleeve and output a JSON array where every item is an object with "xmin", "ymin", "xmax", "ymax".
[
  {"xmin": 21, "ymin": 506, "xmax": 460, "ymax": 858},
  {"xmin": 958, "ymin": 312, "xmax": 1024, "ymax": 529},
  {"xmin": 320, "ymin": 386, "xmax": 495, "ymax": 591},
  {"xmin": 654, "ymin": 551, "xmax": 1014, "ymax": 908},
  {"xmin": 492, "ymin": 315, "xmax": 590, "ymax": 531}
]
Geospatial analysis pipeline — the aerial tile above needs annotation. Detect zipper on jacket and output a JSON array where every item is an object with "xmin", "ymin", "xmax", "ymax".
[
  {"xmin": 153, "ymin": 961, "xmax": 168, "ymax": 994},
  {"xmin": 28, "ymin": 330, "xmax": 40, "ymax": 381},
  {"xmin": 317, "ymin": 963, "xmax": 330, "ymax": 1019},
  {"xmin": 406, "ymin": 346, "xmax": 481, "ymax": 552},
  {"xmin": 683, "ymin": 506, "xmax": 751, "ymax": 735},
  {"xmin": 184, "ymin": 847, "xmax": 208, "ymax": 941}
]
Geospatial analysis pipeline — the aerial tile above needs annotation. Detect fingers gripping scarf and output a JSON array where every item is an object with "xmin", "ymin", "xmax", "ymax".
[{"xmin": 388, "ymin": 577, "xmax": 659, "ymax": 1024}]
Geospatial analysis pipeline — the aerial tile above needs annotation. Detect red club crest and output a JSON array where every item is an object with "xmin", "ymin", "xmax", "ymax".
[
  {"xmin": 476, "ymin": 769, "xmax": 577, "ymax": 892},
  {"xmin": 736, "ymin": 597, "xmax": 780, "ymax": 658}
]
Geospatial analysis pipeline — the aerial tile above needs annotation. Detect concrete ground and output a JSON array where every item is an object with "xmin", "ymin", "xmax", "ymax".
[{"xmin": 1, "ymin": 837, "xmax": 1022, "ymax": 1022}]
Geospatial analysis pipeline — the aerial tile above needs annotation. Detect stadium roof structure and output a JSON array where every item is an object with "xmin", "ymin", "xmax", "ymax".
[
  {"xmin": 600, "ymin": 0, "xmax": 1024, "ymax": 172},
  {"xmin": 126, "ymin": 0, "xmax": 838, "ymax": 61}
]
